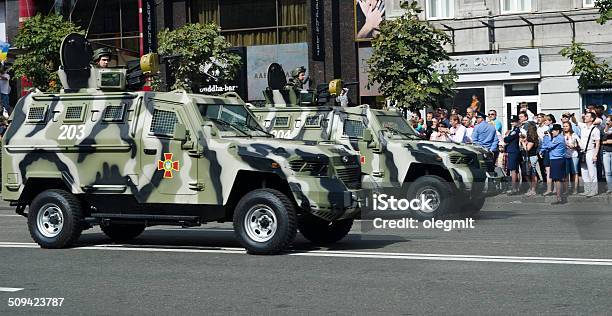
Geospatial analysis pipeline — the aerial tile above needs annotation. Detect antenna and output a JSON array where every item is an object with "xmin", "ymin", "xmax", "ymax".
[{"xmin": 85, "ymin": 0, "xmax": 100, "ymax": 38}]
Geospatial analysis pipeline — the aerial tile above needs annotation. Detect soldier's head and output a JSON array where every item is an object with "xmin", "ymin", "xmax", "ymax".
[
  {"xmin": 93, "ymin": 48, "xmax": 112, "ymax": 68},
  {"xmin": 290, "ymin": 66, "xmax": 306, "ymax": 81}
]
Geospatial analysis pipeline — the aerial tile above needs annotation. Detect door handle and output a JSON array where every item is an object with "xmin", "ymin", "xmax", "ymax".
[{"xmin": 144, "ymin": 148, "xmax": 157, "ymax": 155}]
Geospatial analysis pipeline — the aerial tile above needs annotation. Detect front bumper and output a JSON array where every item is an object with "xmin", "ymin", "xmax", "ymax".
[{"xmin": 287, "ymin": 176, "xmax": 362, "ymax": 221}]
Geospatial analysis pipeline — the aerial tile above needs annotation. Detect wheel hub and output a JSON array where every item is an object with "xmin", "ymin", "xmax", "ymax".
[
  {"xmin": 416, "ymin": 187, "xmax": 441, "ymax": 213},
  {"xmin": 37, "ymin": 204, "xmax": 65, "ymax": 238},
  {"xmin": 244, "ymin": 205, "xmax": 278, "ymax": 243}
]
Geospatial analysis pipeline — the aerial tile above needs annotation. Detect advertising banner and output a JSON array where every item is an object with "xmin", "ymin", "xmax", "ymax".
[{"xmin": 246, "ymin": 43, "xmax": 308, "ymax": 101}]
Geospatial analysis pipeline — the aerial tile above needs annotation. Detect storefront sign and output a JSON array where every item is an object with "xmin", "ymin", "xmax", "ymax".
[
  {"xmin": 246, "ymin": 43, "xmax": 308, "ymax": 101},
  {"xmin": 142, "ymin": 0, "xmax": 157, "ymax": 54},
  {"xmin": 311, "ymin": 0, "xmax": 325, "ymax": 61},
  {"xmin": 435, "ymin": 49, "xmax": 540, "ymax": 75}
]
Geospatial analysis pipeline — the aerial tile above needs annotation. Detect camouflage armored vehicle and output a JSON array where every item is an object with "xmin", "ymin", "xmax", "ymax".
[
  {"xmin": 250, "ymin": 64, "xmax": 499, "ymax": 219},
  {"xmin": 1, "ymin": 34, "xmax": 363, "ymax": 254}
]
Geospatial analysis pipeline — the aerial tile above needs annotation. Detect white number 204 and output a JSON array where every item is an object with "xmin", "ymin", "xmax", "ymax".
[{"xmin": 58, "ymin": 125, "xmax": 86, "ymax": 140}]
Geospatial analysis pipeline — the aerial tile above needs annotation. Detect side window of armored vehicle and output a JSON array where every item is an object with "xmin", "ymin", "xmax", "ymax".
[
  {"xmin": 26, "ymin": 105, "xmax": 48, "ymax": 124},
  {"xmin": 343, "ymin": 119, "xmax": 365, "ymax": 138},
  {"xmin": 304, "ymin": 115, "xmax": 321, "ymax": 128},
  {"xmin": 102, "ymin": 104, "xmax": 126, "ymax": 122},
  {"xmin": 274, "ymin": 116, "xmax": 291, "ymax": 129},
  {"xmin": 150, "ymin": 109, "xmax": 179, "ymax": 137},
  {"xmin": 63, "ymin": 104, "xmax": 87, "ymax": 123}
]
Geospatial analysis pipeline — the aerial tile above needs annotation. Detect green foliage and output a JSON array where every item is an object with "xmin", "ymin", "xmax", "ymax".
[
  {"xmin": 13, "ymin": 14, "xmax": 82, "ymax": 92},
  {"xmin": 157, "ymin": 23, "xmax": 241, "ymax": 92},
  {"xmin": 560, "ymin": 42, "xmax": 612, "ymax": 89},
  {"xmin": 596, "ymin": 0, "xmax": 612, "ymax": 25},
  {"xmin": 367, "ymin": 1, "xmax": 457, "ymax": 111}
]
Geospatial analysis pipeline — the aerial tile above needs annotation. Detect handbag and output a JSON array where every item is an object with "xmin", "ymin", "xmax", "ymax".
[{"xmin": 579, "ymin": 127, "xmax": 594, "ymax": 163}]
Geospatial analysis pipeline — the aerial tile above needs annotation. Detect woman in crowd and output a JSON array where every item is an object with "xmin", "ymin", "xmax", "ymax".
[
  {"xmin": 430, "ymin": 121, "xmax": 450, "ymax": 142},
  {"xmin": 563, "ymin": 122, "xmax": 581, "ymax": 194},
  {"xmin": 603, "ymin": 115, "xmax": 612, "ymax": 194},
  {"xmin": 540, "ymin": 115, "xmax": 554, "ymax": 196},
  {"xmin": 540, "ymin": 124, "xmax": 567, "ymax": 204},
  {"xmin": 521, "ymin": 124, "xmax": 539, "ymax": 196}
]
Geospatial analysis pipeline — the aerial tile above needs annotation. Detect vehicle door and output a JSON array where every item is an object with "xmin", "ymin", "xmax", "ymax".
[{"xmin": 138, "ymin": 99, "xmax": 200, "ymax": 202}]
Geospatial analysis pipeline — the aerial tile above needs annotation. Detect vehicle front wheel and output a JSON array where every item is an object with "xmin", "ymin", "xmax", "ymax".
[
  {"xmin": 233, "ymin": 189, "xmax": 297, "ymax": 255},
  {"xmin": 101, "ymin": 223, "xmax": 146, "ymax": 242},
  {"xmin": 27, "ymin": 189, "xmax": 84, "ymax": 248},
  {"xmin": 298, "ymin": 213, "xmax": 353, "ymax": 245},
  {"xmin": 404, "ymin": 176, "xmax": 454, "ymax": 220}
]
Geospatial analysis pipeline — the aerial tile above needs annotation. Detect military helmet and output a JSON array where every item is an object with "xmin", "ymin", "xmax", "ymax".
[
  {"xmin": 290, "ymin": 66, "xmax": 306, "ymax": 78},
  {"xmin": 92, "ymin": 47, "xmax": 112, "ymax": 62}
]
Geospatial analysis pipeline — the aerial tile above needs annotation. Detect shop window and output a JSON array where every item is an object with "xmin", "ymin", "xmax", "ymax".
[
  {"xmin": 69, "ymin": 0, "xmax": 140, "ymax": 56},
  {"xmin": 191, "ymin": 0, "xmax": 307, "ymax": 46},
  {"xmin": 504, "ymin": 83, "xmax": 538, "ymax": 97},
  {"xmin": 500, "ymin": 0, "xmax": 532, "ymax": 14},
  {"xmin": 426, "ymin": 0, "xmax": 454, "ymax": 20}
]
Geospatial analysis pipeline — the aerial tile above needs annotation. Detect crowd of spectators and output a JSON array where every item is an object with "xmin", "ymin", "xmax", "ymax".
[{"xmin": 408, "ymin": 102, "xmax": 612, "ymax": 204}]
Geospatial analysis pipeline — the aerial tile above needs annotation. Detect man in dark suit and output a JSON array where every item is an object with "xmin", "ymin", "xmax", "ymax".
[{"xmin": 504, "ymin": 115, "xmax": 522, "ymax": 195}]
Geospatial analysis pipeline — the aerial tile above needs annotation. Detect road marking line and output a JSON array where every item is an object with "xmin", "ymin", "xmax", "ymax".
[
  {"xmin": 152, "ymin": 228, "xmax": 235, "ymax": 232},
  {"xmin": 0, "ymin": 287, "xmax": 24, "ymax": 292},
  {"xmin": 1, "ymin": 242, "xmax": 611, "ymax": 266},
  {"xmin": 0, "ymin": 214, "xmax": 22, "ymax": 217}
]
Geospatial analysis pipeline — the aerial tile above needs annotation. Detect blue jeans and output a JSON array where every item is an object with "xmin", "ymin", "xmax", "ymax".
[
  {"xmin": 1, "ymin": 93, "xmax": 10, "ymax": 114},
  {"xmin": 604, "ymin": 151, "xmax": 612, "ymax": 192}
]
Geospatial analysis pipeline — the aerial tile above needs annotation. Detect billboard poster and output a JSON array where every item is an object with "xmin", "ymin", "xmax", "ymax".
[
  {"xmin": 246, "ymin": 43, "xmax": 308, "ymax": 101},
  {"xmin": 358, "ymin": 46, "xmax": 381, "ymax": 96},
  {"xmin": 355, "ymin": 0, "xmax": 385, "ymax": 41}
]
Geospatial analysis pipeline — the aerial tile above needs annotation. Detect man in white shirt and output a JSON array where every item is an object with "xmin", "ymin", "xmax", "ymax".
[
  {"xmin": 449, "ymin": 114, "xmax": 467, "ymax": 143},
  {"xmin": 0, "ymin": 67, "xmax": 10, "ymax": 117},
  {"xmin": 580, "ymin": 112, "xmax": 601, "ymax": 197}
]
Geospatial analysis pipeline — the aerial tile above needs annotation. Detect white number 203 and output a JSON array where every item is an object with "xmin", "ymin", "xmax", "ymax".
[{"xmin": 58, "ymin": 125, "xmax": 86, "ymax": 140}]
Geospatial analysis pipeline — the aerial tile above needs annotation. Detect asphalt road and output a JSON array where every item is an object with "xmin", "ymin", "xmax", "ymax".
[{"xmin": 1, "ymin": 197, "xmax": 611, "ymax": 315}]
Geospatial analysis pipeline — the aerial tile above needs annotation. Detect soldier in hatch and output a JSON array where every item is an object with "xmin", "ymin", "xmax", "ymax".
[
  {"xmin": 92, "ymin": 47, "xmax": 112, "ymax": 68},
  {"xmin": 287, "ymin": 66, "xmax": 307, "ymax": 90}
]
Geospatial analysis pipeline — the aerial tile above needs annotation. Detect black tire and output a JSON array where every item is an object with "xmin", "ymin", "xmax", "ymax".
[
  {"xmin": 298, "ymin": 213, "xmax": 353, "ymax": 245},
  {"xmin": 27, "ymin": 189, "xmax": 84, "ymax": 248},
  {"xmin": 101, "ymin": 223, "xmax": 146, "ymax": 242},
  {"xmin": 461, "ymin": 196, "xmax": 486, "ymax": 217},
  {"xmin": 233, "ymin": 189, "xmax": 297, "ymax": 255},
  {"xmin": 404, "ymin": 175, "xmax": 454, "ymax": 220}
]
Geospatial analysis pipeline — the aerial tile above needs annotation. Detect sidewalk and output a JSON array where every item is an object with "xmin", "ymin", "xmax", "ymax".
[{"xmin": 487, "ymin": 193, "xmax": 611, "ymax": 205}]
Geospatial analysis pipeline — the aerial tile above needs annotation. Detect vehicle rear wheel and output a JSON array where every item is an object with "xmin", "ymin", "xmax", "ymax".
[
  {"xmin": 101, "ymin": 223, "xmax": 146, "ymax": 242},
  {"xmin": 404, "ymin": 175, "xmax": 454, "ymax": 220},
  {"xmin": 461, "ymin": 196, "xmax": 486, "ymax": 217},
  {"xmin": 298, "ymin": 213, "xmax": 353, "ymax": 245},
  {"xmin": 27, "ymin": 189, "xmax": 84, "ymax": 248},
  {"xmin": 233, "ymin": 189, "xmax": 297, "ymax": 255}
]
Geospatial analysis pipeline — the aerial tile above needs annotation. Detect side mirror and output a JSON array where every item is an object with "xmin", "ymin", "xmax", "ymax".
[
  {"xmin": 174, "ymin": 123, "xmax": 187, "ymax": 141},
  {"xmin": 363, "ymin": 129, "xmax": 374, "ymax": 142}
]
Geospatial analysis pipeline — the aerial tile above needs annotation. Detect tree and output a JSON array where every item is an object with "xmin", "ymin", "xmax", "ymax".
[
  {"xmin": 560, "ymin": 0, "xmax": 612, "ymax": 89},
  {"xmin": 367, "ymin": 1, "xmax": 457, "ymax": 111},
  {"xmin": 596, "ymin": 0, "xmax": 612, "ymax": 25},
  {"xmin": 560, "ymin": 42, "xmax": 612, "ymax": 89},
  {"xmin": 157, "ymin": 23, "xmax": 241, "ymax": 92},
  {"xmin": 13, "ymin": 14, "xmax": 82, "ymax": 92}
]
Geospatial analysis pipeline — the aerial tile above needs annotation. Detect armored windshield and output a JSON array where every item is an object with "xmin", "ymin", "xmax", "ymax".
[
  {"xmin": 198, "ymin": 104, "xmax": 271, "ymax": 137},
  {"xmin": 375, "ymin": 113, "xmax": 420, "ymax": 140}
]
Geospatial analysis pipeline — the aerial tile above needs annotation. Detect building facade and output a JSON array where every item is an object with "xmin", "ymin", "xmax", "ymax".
[{"xmin": 350, "ymin": 0, "xmax": 612, "ymax": 131}]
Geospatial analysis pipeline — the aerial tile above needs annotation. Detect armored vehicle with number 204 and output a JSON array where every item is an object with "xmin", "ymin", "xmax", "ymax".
[
  {"xmin": 1, "ymin": 34, "xmax": 363, "ymax": 254},
  {"xmin": 250, "ymin": 64, "xmax": 499, "ymax": 219}
]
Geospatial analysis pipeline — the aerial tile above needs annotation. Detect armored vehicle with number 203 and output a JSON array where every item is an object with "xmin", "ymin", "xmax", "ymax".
[{"xmin": 1, "ymin": 34, "xmax": 363, "ymax": 254}]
